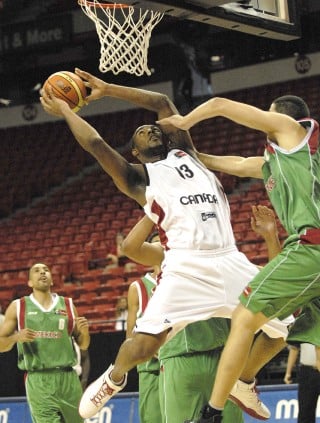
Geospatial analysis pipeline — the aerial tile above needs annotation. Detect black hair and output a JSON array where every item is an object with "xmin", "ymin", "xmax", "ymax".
[{"xmin": 273, "ymin": 95, "xmax": 310, "ymax": 120}]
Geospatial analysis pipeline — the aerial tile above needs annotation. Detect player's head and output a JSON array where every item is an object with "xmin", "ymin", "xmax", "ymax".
[
  {"xmin": 116, "ymin": 296, "xmax": 128, "ymax": 312},
  {"xmin": 28, "ymin": 263, "xmax": 53, "ymax": 291},
  {"xmin": 271, "ymin": 95, "xmax": 310, "ymax": 120},
  {"xmin": 130, "ymin": 124, "xmax": 167, "ymax": 163}
]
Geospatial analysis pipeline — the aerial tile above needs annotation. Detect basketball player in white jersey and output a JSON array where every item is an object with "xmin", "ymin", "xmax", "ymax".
[{"xmin": 40, "ymin": 69, "xmax": 292, "ymax": 421}]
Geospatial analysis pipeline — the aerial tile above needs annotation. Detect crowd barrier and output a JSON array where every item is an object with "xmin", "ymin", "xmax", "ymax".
[{"xmin": 0, "ymin": 384, "xmax": 319, "ymax": 422}]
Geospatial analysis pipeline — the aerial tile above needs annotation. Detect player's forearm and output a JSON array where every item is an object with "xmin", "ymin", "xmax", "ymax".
[
  {"xmin": 121, "ymin": 216, "xmax": 155, "ymax": 257},
  {"xmin": 0, "ymin": 333, "xmax": 19, "ymax": 352},
  {"xmin": 61, "ymin": 106, "xmax": 103, "ymax": 152},
  {"xmin": 76, "ymin": 331, "xmax": 90, "ymax": 351},
  {"xmin": 177, "ymin": 97, "xmax": 224, "ymax": 129},
  {"xmin": 103, "ymin": 84, "xmax": 177, "ymax": 116},
  {"xmin": 198, "ymin": 153, "xmax": 263, "ymax": 178},
  {"xmin": 264, "ymin": 234, "xmax": 282, "ymax": 260},
  {"xmin": 286, "ymin": 348, "xmax": 299, "ymax": 375}
]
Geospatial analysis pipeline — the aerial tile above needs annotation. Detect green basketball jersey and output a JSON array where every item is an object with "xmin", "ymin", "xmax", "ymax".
[
  {"xmin": 134, "ymin": 274, "xmax": 160, "ymax": 373},
  {"xmin": 158, "ymin": 318, "xmax": 230, "ymax": 360},
  {"xmin": 262, "ymin": 119, "xmax": 320, "ymax": 242},
  {"xmin": 17, "ymin": 294, "xmax": 77, "ymax": 371}
]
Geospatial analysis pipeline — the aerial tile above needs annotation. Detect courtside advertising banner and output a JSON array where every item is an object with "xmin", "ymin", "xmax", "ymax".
[{"xmin": 0, "ymin": 386, "xmax": 320, "ymax": 422}]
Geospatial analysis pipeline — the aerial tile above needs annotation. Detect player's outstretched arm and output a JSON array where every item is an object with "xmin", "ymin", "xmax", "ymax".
[
  {"xmin": 75, "ymin": 68, "xmax": 195, "ymax": 153},
  {"xmin": 75, "ymin": 68, "xmax": 177, "ymax": 118},
  {"xmin": 198, "ymin": 153, "xmax": 264, "ymax": 179},
  {"xmin": 157, "ymin": 97, "xmax": 305, "ymax": 150},
  {"xmin": 40, "ymin": 87, "xmax": 146, "ymax": 205}
]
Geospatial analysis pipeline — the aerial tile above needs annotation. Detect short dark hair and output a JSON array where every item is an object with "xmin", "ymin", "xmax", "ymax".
[{"xmin": 273, "ymin": 95, "xmax": 310, "ymax": 120}]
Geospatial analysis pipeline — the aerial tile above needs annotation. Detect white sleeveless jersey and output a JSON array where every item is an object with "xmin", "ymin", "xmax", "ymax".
[{"xmin": 143, "ymin": 149, "xmax": 235, "ymax": 250}]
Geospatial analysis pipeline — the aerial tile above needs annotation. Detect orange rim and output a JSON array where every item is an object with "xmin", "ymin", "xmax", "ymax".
[{"xmin": 78, "ymin": 0, "xmax": 129, "ymax": 8}]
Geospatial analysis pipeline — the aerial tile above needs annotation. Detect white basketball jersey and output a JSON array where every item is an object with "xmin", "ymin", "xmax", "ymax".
[{"xmin": 144, "ymin": 149, "xmax": 235, "ymax": 250}]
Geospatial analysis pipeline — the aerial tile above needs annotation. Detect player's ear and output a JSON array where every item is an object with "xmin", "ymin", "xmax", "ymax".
[
  {"xmin": 27, "ymin": 280, "xmax": 33, "ymax": 288},
  {"xmin": 132, "ymin": 147, "xmax": 138, "ymax": 157}
]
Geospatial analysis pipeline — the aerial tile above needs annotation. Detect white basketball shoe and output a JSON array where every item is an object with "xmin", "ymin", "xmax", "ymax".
[
  {"xmin": 229, "ymin": 379, "xmax": 271, "ymax": 420},
  {"xmin": 78, "ymin": 364, "xmax": 127, "ymax": 418}
]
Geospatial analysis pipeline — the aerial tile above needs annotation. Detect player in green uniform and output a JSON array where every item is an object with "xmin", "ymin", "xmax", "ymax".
[
  {"xmin": 0, "ymin": 263, "xmax": 90, "ymax": 423},
  {"xmin": 126, "ymin": 233, "xmax": 162, "ymax": 423},
  {"xmin": 122, "ymin": 215, "xmax": 243, "ymax": 423},
  {"xmin": 158, "ymin": 94, "xmax": 320, "ymax": 422}
]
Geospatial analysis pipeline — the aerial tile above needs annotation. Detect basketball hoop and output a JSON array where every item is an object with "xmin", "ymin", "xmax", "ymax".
[{"xmin": 78, "ymin": 1, "xmax": 164, "ymax": 76}]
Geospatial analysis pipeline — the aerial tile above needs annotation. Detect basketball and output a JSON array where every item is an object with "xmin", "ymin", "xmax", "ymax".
[{"xmin": 43, "ymin": 71, "xmax": 87, "ymax": 113}]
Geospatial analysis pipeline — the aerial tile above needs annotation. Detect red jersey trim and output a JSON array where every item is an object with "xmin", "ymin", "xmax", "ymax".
[
  {"xmin": 151, "ymin": 200, "xmax": 169, "ymax": 251},
  {"xmin": 64, "ymin": 297, "xmax": 74, "ymax": 335},
  {"xmin": 299, "ymin": 228, "xmax": 320, "ymax": 244},
  {"xmin": 136, "ymin": 279, "xmax": 149, "ymax": 314},
  {"xmin": 18, "ymin": 297, "xmax": 26, "ymax": 330}
]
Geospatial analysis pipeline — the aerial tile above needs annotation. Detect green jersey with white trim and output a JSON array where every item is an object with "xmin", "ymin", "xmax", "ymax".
[
  {"xmin": 17, "ymin": 294, "xmax": 77, "ymax": 371},
  {"xmin": 262, "ymin": 119, "xmax": 320, "ymax": 241}
]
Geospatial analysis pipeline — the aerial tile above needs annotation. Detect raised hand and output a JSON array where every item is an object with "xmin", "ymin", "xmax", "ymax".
[
  {"xmin": 251, "ymin": 205, "xmax": 277, "ymax": 239},
  {"xmin": 40, "ymin": 86, "xmax": 70, "ymax": 116},
  {"xmin": 17, "ymin": 328, "xmax": 37, "ymax": 343},
  {"xmin": 75, "ymin": 68, "xmax": 109, "ymax": 103},
  {"xmin": 75, "ymin": 316, "xmax": 90, "ymax": 335}
]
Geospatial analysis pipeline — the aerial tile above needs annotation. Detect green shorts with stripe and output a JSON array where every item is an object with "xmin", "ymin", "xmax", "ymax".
[
  {"xmin": 239, "ymin": 242, "xmax": 320, "ymax": 321},
  {"xmin": 159, "ymin": 349, "xmax": 243, "ymax": 423},
  {"xmin": 138, "ymin": 371, "xmax": 162, "ymax": 423},
  {"xmin": 26, "ymin": 368, "xmax": 83, "ymax": 423},
  {"xmin": 287, "ymin": 298, "xmax": 320, "ymax": 346}
]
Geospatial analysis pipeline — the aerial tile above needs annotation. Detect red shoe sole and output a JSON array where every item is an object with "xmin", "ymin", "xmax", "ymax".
[{"xmin": 228, "ymin": 394, "xmax": 269, "ymax": 421}]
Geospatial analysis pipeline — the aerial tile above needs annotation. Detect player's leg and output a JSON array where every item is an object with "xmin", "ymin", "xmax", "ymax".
[
  {"xmin": 112, "ymin": 331, "xmax": 167, "ymax": 380},
  {"xmin": 79, "ymin": 330, "xmax": 167, "ymax": 418},
  {"xmin": 240, "ymin": 331, "xmax": 286, "ymax": 382},
  {"xmin": 159, "ymin": 351, "xmax": 230, "ymax": 423},
  {"xmin": 194, "ymin": 305, "xmax": 269, "ymax": 422},
  {"xmin": 26, "ymin": 371, "xmax": 81, "ymax": 423},
  {"xmin": 138, "ymin": 370, "xmax": 162, "ymax": 423},
  {"xmin": 59, "ymin": 370, "xmax": 84, "ymax": 423},
  {"xmin": 160, "ymin": 350, "xmax": 243, "ymax": 423},
  {"xmin": 297, "ymin": 365, "xmax": 319, "ymax": 423}
]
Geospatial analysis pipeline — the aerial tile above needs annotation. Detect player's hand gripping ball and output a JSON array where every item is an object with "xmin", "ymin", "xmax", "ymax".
[{"xmin": 43, "ymin": 71, "xmax": 87, "ymax": 113}]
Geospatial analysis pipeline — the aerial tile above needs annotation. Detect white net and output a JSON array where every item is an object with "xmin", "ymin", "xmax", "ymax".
[{"xmin": 78, "ymin": 1, "xmax": 164, "ymax": 76}]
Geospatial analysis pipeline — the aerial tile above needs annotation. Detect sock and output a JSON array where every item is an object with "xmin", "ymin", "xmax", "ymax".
[
  {"xmin": 109, "ymin": 370, "xmax": 125, "ymax": 386},
  {"xmin": 201, "ymin": 404, "xmax": 223, "ymax": 418}
]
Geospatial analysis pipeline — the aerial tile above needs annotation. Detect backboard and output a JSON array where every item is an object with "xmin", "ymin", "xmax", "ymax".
[{"xmin": 107, "ymin": 0, "xmax": 301, "ymax": 41}]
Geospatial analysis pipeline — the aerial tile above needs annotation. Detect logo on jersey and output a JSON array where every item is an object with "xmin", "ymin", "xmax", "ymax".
[
  {"xmin": 201, "ymin": 212, "xmax": 216, "ymax": 221},
  {"xmin": 180, "ymin": 193, "xmax": 218, "ymax": 205},
  {"xmin": 242, "ymin": 286, "xmax": 252, "ymax": 297},
  {"xmin": 27, "ymin": 311, "xmax": 38, "ymax": 315},
  {"xmin": 35, "ymin": 331, "xmax": 62, "ymax": 339},
  {"xmin": 174, "ymin": 151, "xmax": 187, "ymax": 158},
  {"xmin": 55, "ymin": 309, "xmax": 67, "ymax": 316},
  {"xmin": 265, "ymin": 175, "xmax": 276, "ymax": 192}
]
